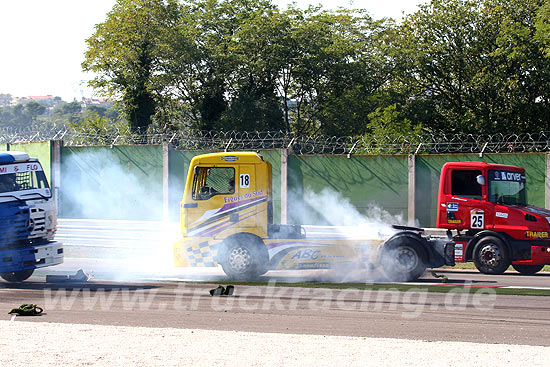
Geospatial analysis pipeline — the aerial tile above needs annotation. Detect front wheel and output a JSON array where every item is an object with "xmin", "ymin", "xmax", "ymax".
[
  {"xmin": 219, "ymin": 236, "xmax": 268, "ymax": 280},
  {"xmin": 1, "ymin": 269, "xmax": 34, "ymax": 283},
  {"xmin": 473, "ymin": 236, "xmax": 510, "ymax": 274},
  {"xmin": 512, "ymin": 264, "xmax": 544, "ymax": 275}
]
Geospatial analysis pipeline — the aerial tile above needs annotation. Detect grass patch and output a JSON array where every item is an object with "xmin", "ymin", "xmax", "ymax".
[
  {"xmin": 442, "ymin": 263, "xmax": 550, "ymax": 272},
  {"xmin": 200, "ymin": 280, "xmax": 550, "ymax": 296}
]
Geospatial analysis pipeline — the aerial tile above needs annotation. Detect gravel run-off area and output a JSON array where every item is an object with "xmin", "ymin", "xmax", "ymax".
[{"xmin": 1, "ymin": 320, "xmax": 550, "ymax": 366}]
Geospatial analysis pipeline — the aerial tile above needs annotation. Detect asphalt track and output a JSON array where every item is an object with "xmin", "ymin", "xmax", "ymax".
[
  {"xmin": 2, "ymin": 219, "xmax": 550, "ymax": 346},
  {"xmin": 1, "ymin": 270, "xmax": 550, "ymax": 346}
]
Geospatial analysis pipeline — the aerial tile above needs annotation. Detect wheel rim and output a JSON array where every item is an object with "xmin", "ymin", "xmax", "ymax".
[
  {"xmin": 228, "ymin": 247, "xmax": 252, "ymax": 273},
  {"xmin": 393, "ymin": 246, "xmax": 419, "ymax": 273},
  {"xmin": 479, "ymin": 243, "xmax": 502, "ymax": 268}
]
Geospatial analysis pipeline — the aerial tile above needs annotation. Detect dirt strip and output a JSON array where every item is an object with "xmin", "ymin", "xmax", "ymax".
[{"xmin": 1, "ymin": 321, "xmax": 549, "ymax": 366}]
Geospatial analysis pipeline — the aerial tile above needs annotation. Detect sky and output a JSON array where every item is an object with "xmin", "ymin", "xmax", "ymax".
[{"xmin": 0, "ymin": 0, "xmax": 424, "ymax": 102}]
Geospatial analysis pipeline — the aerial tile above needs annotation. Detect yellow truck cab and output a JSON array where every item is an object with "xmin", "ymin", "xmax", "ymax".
[{"xmin": 174, "ymin": 152, "xmax": 455, "ymax": 280}]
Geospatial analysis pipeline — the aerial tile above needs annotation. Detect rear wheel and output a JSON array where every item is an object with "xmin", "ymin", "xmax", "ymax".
[
  {"xmin": 473, "ymin": 236, "xmax": 510, "ymax": 274},
  {"xmin": 1, "ymin": 269, "xmax": 34, "ymax": 283},
  {"xmin": 512, "ymin": 264, "xmax": 544, "ymax": 275},
  {"xmin": 219, "ymin": 235, "xmax": 268, "ymax": 280},
  {"xmin": 380, "ymin": 235, "xmax": 427, "ymax": 282}
]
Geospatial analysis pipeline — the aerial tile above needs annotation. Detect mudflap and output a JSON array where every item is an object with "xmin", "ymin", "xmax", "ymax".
[{"xmin": 426, "ymin": 239, "xmax": 455, "ymax": 268}]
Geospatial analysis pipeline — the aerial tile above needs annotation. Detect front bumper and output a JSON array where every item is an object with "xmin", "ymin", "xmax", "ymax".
[
  {"xmin": 0, "ymin": 241, "xmax": 63, "ymax": 273},
  {"xmin": 512, "ymin": 245, "xmax": 550, "ymax": 266}
]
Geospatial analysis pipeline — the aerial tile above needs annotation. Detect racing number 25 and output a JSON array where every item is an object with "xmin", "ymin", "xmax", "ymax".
[{"xmin": 470, "ymin": 212, "xmax": 484, "ymax": 229}]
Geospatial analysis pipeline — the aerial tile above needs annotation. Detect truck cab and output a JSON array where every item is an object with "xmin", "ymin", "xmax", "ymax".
[
  {"xmin": 437, "ymin": 161, "xmax": 550, "ymax": 274},
  {"xmin": 0, "ymin": 151, "xmax": 63, "ymax": 282}
]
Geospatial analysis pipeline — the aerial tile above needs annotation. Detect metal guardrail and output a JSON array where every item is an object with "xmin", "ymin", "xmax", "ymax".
[{"xmin": 3, "ymin": 127, "xmax": 550, "ymax": 154}]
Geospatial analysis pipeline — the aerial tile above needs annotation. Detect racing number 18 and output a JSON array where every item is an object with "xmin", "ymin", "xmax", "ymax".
[{"xmin": 240, "ymin": 174, "xmax": 250, "ymax": 188}]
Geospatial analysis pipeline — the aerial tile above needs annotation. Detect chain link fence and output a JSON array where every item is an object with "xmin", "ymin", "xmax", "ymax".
[{"xmin": 2, "ymin": 126, "xmax": 550, "ymax": 154}]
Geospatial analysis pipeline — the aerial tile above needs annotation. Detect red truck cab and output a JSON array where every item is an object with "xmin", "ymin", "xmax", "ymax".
[{"xmin": 437, "ymin": 161, "xmax": 550, "ymax": 274}]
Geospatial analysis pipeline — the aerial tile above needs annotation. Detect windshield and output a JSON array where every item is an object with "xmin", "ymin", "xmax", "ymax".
[
  {"xmin": 0, "ymin": 162, "xmax": 51, "ymax": 201},
  {"xmin": 488, "ymin": 170, "xmax": 526, "ymax": 206}
]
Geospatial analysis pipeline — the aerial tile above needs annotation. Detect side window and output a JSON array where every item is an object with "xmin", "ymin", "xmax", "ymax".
[
  {"xmin": 451, "ymin": 170, "xmax": 482, "ymax": 200},
  {"xmin": 192, "ymin": 167, "xmax": 235, "ymax": 200}
]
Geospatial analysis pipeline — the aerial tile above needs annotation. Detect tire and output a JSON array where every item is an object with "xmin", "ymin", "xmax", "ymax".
[
  {"xmin": 473, "ymin": 236, "xmax": 510, "ymax": 274},
  {"xmin": 1, "ymin": 269, "xmax": 34, "ymax": 283},
  {"xmin": 380, "ymin": 234, "xmax": 427, "ymax": 282},
  {"xmin": 219, "ymin": 235, "xmax": 268, "ymax": 280},
  {"xmin": 512, "ymin": 264, "xmax": 544, "ymax": 275}
]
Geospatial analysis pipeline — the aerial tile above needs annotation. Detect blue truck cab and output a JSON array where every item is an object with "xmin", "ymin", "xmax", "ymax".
[{"xmin": 0, "ymin": 151, "xmax": 63, "ymax": 282}]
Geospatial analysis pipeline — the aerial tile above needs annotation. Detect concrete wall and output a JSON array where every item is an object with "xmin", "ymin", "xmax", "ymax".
[
  {"xmin": 49, "ymin": 143, "xmax": 549, "ymax": 227},
  {"xmin": 60, "ymin": 145, "xmax": 163, "ymax": 220},
  {"xmin": 287, "ymin": 154, "xmax": 409, "ymax": 225}
]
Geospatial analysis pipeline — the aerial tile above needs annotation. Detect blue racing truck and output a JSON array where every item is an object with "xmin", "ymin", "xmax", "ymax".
[{"xmin": 0, "ymin": 151, "xmax": 63, "ymax": 282}]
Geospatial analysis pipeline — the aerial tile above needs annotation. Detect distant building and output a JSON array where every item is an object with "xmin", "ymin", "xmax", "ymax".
[{"xmin": 0, "ymin": 94, "xmax": 12, "ymax": 107}]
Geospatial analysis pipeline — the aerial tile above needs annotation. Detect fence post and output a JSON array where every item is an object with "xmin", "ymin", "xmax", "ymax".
[
  {"xmin": 281, "ymin": 148, "xmax": 288, "ymax": 224},
  {"xmin": 51, "ymin": 140, "xmax": 62, "ymax": 212},
  {"xmin": 163, "ymin": 142, "xmax": 170, "ymax": 221},
  {"xmin": 546, "ymin": 153, "xmax": 550, "ymax": 210},
  {"xmin": 408, "ymin": 154, "xmax": 416, "ymax": 226}
]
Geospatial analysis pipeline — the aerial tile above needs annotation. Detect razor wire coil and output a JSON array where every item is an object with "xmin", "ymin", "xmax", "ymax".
[{"xmin": 2, "ymin": 127, "xmax": 550, "ymax": 155}]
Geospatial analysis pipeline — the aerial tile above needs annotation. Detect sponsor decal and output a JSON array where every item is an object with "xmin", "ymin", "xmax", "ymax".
[
  {"xmin": 224, "ymin": 190, "xmax": 264, "ymax": 203},
  {"xmin": 220, "ymin": 156, "xmax": 239, "ymax": 162},
  {"xmin": 495, "ymin": 212, "xmax": 508, "ymax": 219},
  {"xmin": 492, "ymin": 171, "xmax": 524, "ymax": 182},
  {"xmin": 0, "ymin": 163, "xmax": 42, "ymax": 175},
  {"xmin": 446, "ymin": 202, "xmax": 459, "ymax": 212},
  {"xmin": 447, "ymin": 219, "xmax": 462, "ymax": 224},
  {"xmin": 525, "ymin": 231, "xmax": 549, "ymax": 239},
  {"xmin": 298, "ymin": 262, "xmax": 331, "ymax": 270},
  {"xmin": 291, "ymin": 249, "xmax": 321, "ymax": 260}
]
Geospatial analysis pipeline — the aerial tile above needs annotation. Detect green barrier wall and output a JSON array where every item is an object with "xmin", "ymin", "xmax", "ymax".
[
  {"xmin": 168, "ymin": 149, "xmax": 282, "ymax": 223},
  {"xmin": 0, "ymin": 144, "xmax": 7, "ymax": 151},
  {"xmin": 288, "ymin": 154, "xmax": 409, "ymax": 225},
  {"xmin": 60, "ymin": 145, "xmax": 163, "ymax": 220},
  {"xmin": 6, "ymin": 141, "xmax": 52, "ymax": 182},
  {"xmin": 415, "ymin": 153, "xmax": 546, "ymax": 227},
  {"xmin": 55, "ymin": 143, "xmax": 548, "ymax": 226}
]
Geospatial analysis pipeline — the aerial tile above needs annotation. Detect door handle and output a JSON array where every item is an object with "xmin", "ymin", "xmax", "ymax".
[{"xmin": 183, "ymin": 203, "xmax": 198, "ymax": 208}]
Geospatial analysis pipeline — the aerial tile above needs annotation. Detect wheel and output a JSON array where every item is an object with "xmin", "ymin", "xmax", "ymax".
[
  {"xmin": 1, "ymin": 269, "xmax": 34, "ymax": 283},
  {"xmin": 219, "ymin": 235, "xmax": 268, "ymax": 280},
  {"xmin": 473, "ymin": 236, "xmax": 510, "ymax": 274},
  {"xmin": 512, "ymin": 264, "xmax": 544, "ymax": 275},
  {"xmin": 380, "ymin": 235, "xmax": 427, "ymax": 282}
]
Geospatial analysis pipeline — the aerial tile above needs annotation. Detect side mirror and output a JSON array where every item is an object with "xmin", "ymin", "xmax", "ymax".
[{"xmin": 476, "ymin": 175, "xmax": 486, "ymax": 186}]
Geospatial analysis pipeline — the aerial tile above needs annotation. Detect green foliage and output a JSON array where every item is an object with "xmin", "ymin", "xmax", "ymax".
[
  {"xmin": 83, "ymin": 0, "xmax": 181, "ymax": 131},
  {"xmin": 79, "ymin": 0, "xmax": 550, "ymax": 137}
]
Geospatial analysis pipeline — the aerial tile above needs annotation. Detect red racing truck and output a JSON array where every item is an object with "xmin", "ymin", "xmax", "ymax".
[{"xmin": 437, "ymin": 161, "xmax": 550, "ymax": 275}]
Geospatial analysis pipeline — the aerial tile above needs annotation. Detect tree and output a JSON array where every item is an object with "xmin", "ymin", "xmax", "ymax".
[
  {"xmin": 83, "ymin": 0, "xmax": 181, "ymax": 131},
  {"xmin": 392, "ymin": 0, "xmax": 550, "ymax": 134}
]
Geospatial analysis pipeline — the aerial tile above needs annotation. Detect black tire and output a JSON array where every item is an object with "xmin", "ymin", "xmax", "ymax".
[
  {"xmin": 512, "ymin": 264, "xmax": 544, "ymax": 275},
  {"xmin": 380, "ymin": 234, "xmax": 427, "ymax": 282},
  {"xmin": 1, "ymin": 269, "xmax": 34, "ymax": 283},
  {"xmin": 473, "ymin": 236, "xmax": 511, "ymax": 274},
  {"xmin": 219, "ymin": 235, "xmax": 269, "ymax": 280}
]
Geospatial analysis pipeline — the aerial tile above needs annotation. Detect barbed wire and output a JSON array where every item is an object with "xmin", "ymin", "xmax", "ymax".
[{"xmin": 1, "ymin": 126, "xmax": 550, "ymax": 154}]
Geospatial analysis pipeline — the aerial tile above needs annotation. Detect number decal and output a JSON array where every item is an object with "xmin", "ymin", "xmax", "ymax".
[
  {"xmin": 240, "ymin": 174, "xmax": 250, "ymax": 188},
  {"xmin": 470, "ymin": 210, "xmax": 484, "ymax": 229}
]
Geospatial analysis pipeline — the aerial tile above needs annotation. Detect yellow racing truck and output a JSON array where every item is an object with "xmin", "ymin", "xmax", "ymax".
[{"xmin": 174, "ymin": 152, "xmax": 454, "ymax": 281}]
